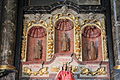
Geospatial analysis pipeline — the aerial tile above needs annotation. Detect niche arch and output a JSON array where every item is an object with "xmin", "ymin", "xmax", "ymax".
[
  {"xmin": 81, "ymin": 24, "xmax": 103, "ymax": 61},
  {"xmin": 55, "ymin": 18, "xmax": 74, "ymax": 54},
  {"xmin": 26, "ymin": 26, "xmax": 47, "ymax": 62}
]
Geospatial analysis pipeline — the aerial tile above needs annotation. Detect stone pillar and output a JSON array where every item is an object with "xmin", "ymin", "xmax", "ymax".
[
  {"xmin": 112, "ymin": 0, "xmax": 120, "ymax": 80},
  {"xmin": 113, "ymin": 23, "xmax": 120, "ymax": 69},
  {"xmin": 0, "ymin": 0, "xmax": 17, "ymax": 76},
  {"xmin": 113, "ymin": 0, "xmax": 120, "ymax": 69},
  {"xmin": 113, "ymin": 23, "xmax": 120, "ymax": 80}
]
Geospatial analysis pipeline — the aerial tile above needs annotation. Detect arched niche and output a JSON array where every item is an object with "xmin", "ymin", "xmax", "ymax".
[
  {"xmin": 26, "ymin": 26, "xmax": 47, "ymax": 62},
  {"xmin": 82, "ymin": 24, "xmax": 103, "ymax": 61},
  {"xmin": 55, "ymin": 19, "xmax": 74, "ymax": 54}
]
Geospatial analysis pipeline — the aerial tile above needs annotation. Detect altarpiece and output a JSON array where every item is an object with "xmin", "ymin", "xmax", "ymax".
[{"xmin": 20, "ymin": 5, "xmax": 110, "ymax": 79}]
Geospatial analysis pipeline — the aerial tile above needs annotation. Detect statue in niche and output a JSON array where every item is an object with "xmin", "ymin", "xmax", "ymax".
[
  {"xmin": 61, "ymin": 33, "xmax": 70, "ymax": 51},
  {"xmin": 87, "ymin": 41, "xmax": 97, "ymax": 60},
  {"xmin": 34, "ymin": 40, "xmax": 42, "ymax": 59}
]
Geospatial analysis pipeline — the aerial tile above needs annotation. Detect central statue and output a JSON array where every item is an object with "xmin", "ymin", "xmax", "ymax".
[
  {"xmin": 34, "ymin": 40, "xmax": 42, "ymax": 59},
  {"xmin": 61, "ymin": 33, "xmax": 70, "ymax": 52},
  {"xmin": 87, "ymin": 41, "xmax": 97, "ymax": 60}
]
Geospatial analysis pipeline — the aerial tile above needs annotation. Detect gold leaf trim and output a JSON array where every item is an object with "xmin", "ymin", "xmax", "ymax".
[
  {"xmin": 80, "ymin": 67, "xmax": 107, "ymax": 76},
  {"xmin": 23, "ymin": 67, "xmax": 49, "ymax": 76},
  {"xmin": 114, "ymin": 65, "xmax": 120, "ymax": 70},
  {"xmin": 0, "ymin": 65, "xmax": 16, "ymax": 70}
]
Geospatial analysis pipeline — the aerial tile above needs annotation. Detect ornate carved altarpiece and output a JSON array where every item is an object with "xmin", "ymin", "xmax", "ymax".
[{"xmin": 20, "ymin": 6, "xmax": 110, "ymax": 79}]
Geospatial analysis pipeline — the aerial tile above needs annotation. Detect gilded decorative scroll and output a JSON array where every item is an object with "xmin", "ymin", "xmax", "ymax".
[
  {"xmin": 80, "ymin": 67, "xmax": 107, "ymax": 76},
  {"xmin": 23, "ymin": 67, "xmax": 49, "ymax": 76}
]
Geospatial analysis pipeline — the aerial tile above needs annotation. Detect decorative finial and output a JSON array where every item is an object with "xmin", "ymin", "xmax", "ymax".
[
  {"xmin": 61, "ymin": 5, "xmax": 68, "ymax": 14},
  {"xmin": 88, "ymin": 13, "xmax": 95, "ymax": 20}
]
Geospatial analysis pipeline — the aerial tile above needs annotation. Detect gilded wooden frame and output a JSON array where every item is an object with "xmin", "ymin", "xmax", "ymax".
[{"xmin": 21, "ymin": 13, "xmax": 108, "ymax": 62}]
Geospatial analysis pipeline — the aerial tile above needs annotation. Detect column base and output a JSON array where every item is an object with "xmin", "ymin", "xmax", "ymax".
[
  {"xmin": 114, "ymin": 65, "xmax": 120, "ymax": 70},
  {"xmin": 0, "ymin": 65, "xmax": 16, "ymax": 77}
]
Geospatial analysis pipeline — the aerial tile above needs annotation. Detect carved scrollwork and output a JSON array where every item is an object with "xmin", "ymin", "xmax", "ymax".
[
  {"xmin": 54, "ymin": 13, "xmax": 75, "ymax": 22},
  {"xmin": 80, "ymin": 67, "xmax": 107, "ymax": 76},
  {"xmin": 23, "ymin": 67, "xmax": 49, "ymax": 76}
]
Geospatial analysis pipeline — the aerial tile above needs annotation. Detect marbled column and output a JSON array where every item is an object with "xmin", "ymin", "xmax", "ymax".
[
  {"xmin": 112, "ymin": 0, "xmax": 120, "ymax": 68},
  {"xmin": 111, "ymin": 0, "xmax": 120, "ymax": 79},
  {"xmin": 0, "ymin": 0, "xmax": 17, "ymax": 70},
  {"xmin": 114, "ymin": 24, "xmax": 120, "ymax": 65}
]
